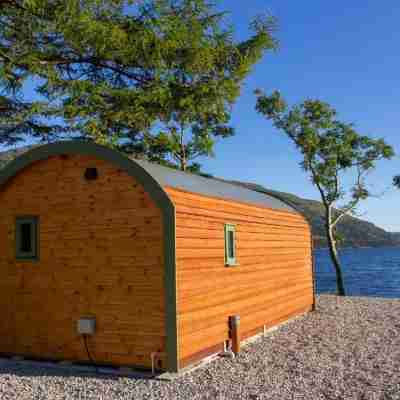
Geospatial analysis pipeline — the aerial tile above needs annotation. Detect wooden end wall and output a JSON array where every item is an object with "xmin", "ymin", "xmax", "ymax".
[
  {"xmin": 0, "ymin": 154, "xmax": 166, "ymax": 369},
  {"xmin": 165, "ymin": 187, "xmax": 314, "ymax": 369}
]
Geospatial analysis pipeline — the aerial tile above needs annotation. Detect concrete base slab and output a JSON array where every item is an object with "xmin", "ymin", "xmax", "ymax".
[
  {"xmin": 11, "ymin": 356, "xmax": 24, "ymax": 361},
  {"xmin": 0, "ymin": 357, "xmax": 168, "ymax": 380},
  {"xmin": 0, "ymin": 312, "xmax": 309, "ymax": 382}
]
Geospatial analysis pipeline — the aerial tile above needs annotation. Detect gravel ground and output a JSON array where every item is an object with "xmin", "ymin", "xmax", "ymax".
[{"xmin": 0, "ymin": 295, "xmax": 399, "ymax": 400}]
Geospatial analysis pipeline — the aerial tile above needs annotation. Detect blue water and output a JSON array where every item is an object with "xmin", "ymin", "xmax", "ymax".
[{"xmin": 315, "ymin": 247, "xmax": 400, "ymax": 298}]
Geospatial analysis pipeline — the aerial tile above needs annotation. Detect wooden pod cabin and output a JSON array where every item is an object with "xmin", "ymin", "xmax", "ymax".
[{"xmin": 0, "ymin": 142, "xmax": 315, "ymax": 373}]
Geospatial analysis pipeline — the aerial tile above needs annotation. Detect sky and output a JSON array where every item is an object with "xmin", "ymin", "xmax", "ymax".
[
  {"xmin": 2, "ymin": 1, "xmax": 400, "ymax": 231},
  {"xmin": 202, "ymin": 0, "xmax": 400, "ymax": 232}
]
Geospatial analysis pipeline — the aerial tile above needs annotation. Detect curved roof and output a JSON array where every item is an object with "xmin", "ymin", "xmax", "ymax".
[
  {"xmin": 0, "ymin": 141, "xmax": 179, "ymax": 372},
  {"xmin": 135, "ymin": 159, "xmax": 296, "ymax": 212},
  {"xmin": 0, "ymin": 142, "xmax": 173, "ymax": 210},
  {"xmin": 0, "ymin": 141, "xmax": 297, "ymax": 213}
]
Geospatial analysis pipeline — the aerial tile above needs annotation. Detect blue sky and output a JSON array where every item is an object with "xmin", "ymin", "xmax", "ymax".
[
  {"xmin": 203, "ymin": 0, "xmax": 400, "ymax": 231},
  {"xmin": 3, "ymin": 1, "xmax": 399, "ymax": 231}
]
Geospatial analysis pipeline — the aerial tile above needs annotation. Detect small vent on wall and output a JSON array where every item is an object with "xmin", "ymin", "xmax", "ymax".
[{"xmin": 84, "ymin": 167, "xmax": 98, "ymax": 181}]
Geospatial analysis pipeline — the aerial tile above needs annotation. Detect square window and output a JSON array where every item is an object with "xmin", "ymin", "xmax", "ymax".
[
  {"xmin": 224, "ymin": 224, "xmax": 237, "ymax": 266},
  {"xmin": 16, "ymin": 217, "xmax": 39, "ymax": 261}
]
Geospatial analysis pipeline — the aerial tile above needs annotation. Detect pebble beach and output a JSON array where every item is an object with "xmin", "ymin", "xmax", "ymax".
[{"xmin": 0, "ymin": 295, "xmax": 399, "ymax": 400}]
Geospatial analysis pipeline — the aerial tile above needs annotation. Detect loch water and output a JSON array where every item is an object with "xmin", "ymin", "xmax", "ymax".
[{"xmin": 315, "ymin": 247, "xmax": 400, "ymax": 298}]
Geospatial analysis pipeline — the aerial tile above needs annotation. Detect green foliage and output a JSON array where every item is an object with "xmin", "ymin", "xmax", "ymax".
[
  {"xmin": 256, "ymin": 90, "xmax": 394, "ymax": 296},
  {"xmin": 0, "ymin": 0, "xmax": 277, "ymax": 170},
  {"xmin": 255, "ymin": 90, "xmax": 394, "ymax": 220}
]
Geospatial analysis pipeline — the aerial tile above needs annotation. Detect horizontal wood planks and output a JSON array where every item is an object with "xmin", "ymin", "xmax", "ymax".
[
  {"xmin": 166, "ymin": 187, "xmax": 314, "ymax": 367},
  {"xmin": 0, "ymin": 155, "xmax": 166, "ymax": 369}
]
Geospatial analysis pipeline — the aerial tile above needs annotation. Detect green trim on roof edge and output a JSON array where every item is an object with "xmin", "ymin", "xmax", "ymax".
[{"xmin": 0, "ymin": 141, "xmax": 179, "ymax": 373}]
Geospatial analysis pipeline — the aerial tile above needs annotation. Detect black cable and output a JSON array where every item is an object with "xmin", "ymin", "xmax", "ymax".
[{"xmin": 82, "ymin": 334, "xmax": 98, "ymax": 374}]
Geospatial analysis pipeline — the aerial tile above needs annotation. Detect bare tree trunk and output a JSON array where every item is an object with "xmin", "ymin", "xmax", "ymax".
[
  {"xmin": 180, "ymin": 125, "xmax": 187, "ymax": 172},
  {"xmin": 325, "ymin": 205, "xmax": 346, "ymax": 296},
  {"xmin": 180, "ymin": 152, "xmax": 187, "ymax": 172}
]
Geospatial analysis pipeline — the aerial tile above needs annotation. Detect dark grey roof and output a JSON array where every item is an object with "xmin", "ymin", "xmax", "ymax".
[
  {"xmin": 135, "ymin": 159, "xmax": 296, "ymax": 212},
  {"xmin": 0, "ymin": 143, "xmax": 296, "ymax": 213}
]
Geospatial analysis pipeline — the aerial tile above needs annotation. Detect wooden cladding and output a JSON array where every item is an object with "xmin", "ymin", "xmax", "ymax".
[
  {"xmin": 0, "ymin": 155, "xmax": 166, "ymax": 369},
  {"xmin": 166, "ymin": 187, "xmax": 314, "ymax": 367},
  {"xmin": 0, "ymin": 146, "xmax": 314, "ymax": 373}
]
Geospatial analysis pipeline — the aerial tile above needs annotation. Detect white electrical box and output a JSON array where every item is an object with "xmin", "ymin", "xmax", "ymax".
[{"xmin": 77, "ymin": 317, "xmax": 96, "ymax": 335}]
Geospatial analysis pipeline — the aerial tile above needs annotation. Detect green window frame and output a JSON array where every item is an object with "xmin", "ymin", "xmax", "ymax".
[
  {"xmin": 224, "ymin": 224, "xmax": 237, "ymax": 266},
  {"xmin": 16, "ymin": 216, "xmax": 39, "ymax": 261}
]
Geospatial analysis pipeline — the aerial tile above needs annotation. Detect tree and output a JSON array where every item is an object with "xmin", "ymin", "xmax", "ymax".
[
  {"xmin": 0, "ymin": 0, "xmax": 277, "ymax": 171},
  {"xmin": 256, "ymin": 90, "xmax": 394, "ymax": 296}
]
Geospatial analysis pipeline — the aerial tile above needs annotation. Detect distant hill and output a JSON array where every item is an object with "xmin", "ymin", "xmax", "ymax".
[
  {"xmin": 1, "ymin": 145, "xmax": 399, "ymax": 249},
  {"xmin": 230, "ymin": 181, "xmax": 400, "ymax": 248}
]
